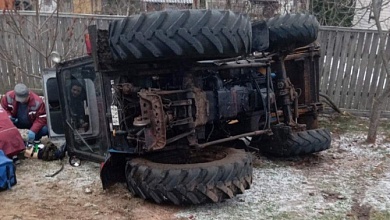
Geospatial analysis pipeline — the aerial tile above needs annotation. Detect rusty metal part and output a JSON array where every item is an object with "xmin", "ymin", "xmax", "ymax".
[
  {"xmin": 152, "ymin": 89, "xmax": 191, "ymax": 95},
  {"xmin": 169, "ymin": 117, "xmax": 193, "ymax": 127},
  {"xmin": 284, "ymin": 45, "xmax": 320, "ymax": 61},
  {"xmin": 120, "ymin": 83, "xmax": 139, "ymax": 95},
  {"xmin": 193, "ymin": 129, "xmax": 271, "ymax": 148},
  {"xmin": 133, "ymin": 116, "xmax": 150, "ymax": 127},
  {"xmin": 273, "ymin": 55, "xmax": 296, "ymax": 125},
  {"xmin": 166, "ymin": 130, "xmax": 195, "ymax": 145},
  {"xmin": 138, "ymin": 89, "xmax": 166, "ymax": 151},
  {"xmin": 290, "ymin": 123, "xmax": 306, "ymax": 132},
  {"xmin": 193, "ymin": 89, "xmax": 208, "ymax": 127},
  {"xmin": 297, "ymin": 102, "xmax": 323, "ymax": 115},
  {"xmin": 168, "ymin": 99, "xmax": 192, "ymax": 106},
  {"xmin": 311, "ymin": 103, "xmax": 319, "ymax": 119},
  {"xmin": 272, "ymin": 101, "xmax": 322, "ymax": 118},
  {"xmin": 192, "ymin": 58, "xmax": 270, "ymax": 71},
  {"xmin": 187, "ymin": 132, "xmax": 198, "ymax": 146},
  {"xmin": 194, "ymin": 62, "xmax": 268, "ymax": 71},
  {"xmin": 183, "ymin": 73, "xmax": 208, "ymax": 127}
]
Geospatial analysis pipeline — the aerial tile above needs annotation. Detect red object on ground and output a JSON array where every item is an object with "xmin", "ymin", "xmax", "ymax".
[{"xmin": 0, "ymin": 107, "xmax": 25, "ymax": 157}]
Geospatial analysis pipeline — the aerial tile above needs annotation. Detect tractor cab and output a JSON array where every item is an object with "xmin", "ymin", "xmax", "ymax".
[{"xmin": 43, "ymin": 56, "xmax": 109, "ymax": 163}]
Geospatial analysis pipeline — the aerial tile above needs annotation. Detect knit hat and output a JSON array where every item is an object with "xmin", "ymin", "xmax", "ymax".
[{"xmin": 14, "ymin": 83, "xmax": 29, "ymax": 103}]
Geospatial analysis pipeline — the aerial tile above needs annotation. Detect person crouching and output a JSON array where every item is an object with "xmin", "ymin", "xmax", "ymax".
[{"xmin": 1, "ymin": 83, "xmax": 48, "ymax": 143}]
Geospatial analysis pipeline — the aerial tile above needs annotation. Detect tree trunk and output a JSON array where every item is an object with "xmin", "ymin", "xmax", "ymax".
[
  {"xmin": 367, "ymin": 97, "xmax": 384, "ymax": 143},
  {"xmin": 226, "ymin": 0, "xmax": 231, "ymax": 10},
  {"xmin": 366, "ymin": 0, "xmax": 390, "ymax": 143}
]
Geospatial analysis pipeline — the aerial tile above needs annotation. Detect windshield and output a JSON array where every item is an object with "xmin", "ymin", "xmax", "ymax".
[{"xmin": 58, "ymin": 58, "xmax": 109, "ymax": 162}]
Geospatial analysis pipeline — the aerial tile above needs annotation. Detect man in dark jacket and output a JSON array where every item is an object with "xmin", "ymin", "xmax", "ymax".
[
  {"xmin": 1, "ymin": 83, "xmax": 48, "ymax": 143},
  {"xmin": 68, "ymin": 80, "xmax": 89, "ymax": 131}
]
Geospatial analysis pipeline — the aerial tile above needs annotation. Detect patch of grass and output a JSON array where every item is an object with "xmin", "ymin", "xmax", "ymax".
[
  {"xmin": 370, "ymin": 210, "xmax": 390, "ymax": 220},
  {"xmin": 270, "ymin": 211, "xmax": 302, "ymax": 219},
  {"xmin": 314, "ymin": 213, "xmax": 351, "ymax": 220},
  {"xmin": 319, "ymin": 113, "xmax": 390, "ymax": 138},
  {"xmin": 319, "ymin": 114, "xmax": 369, "ymax": 134},
  {"xmin": 378, "ymin": 119, "xmax": 390, "ymax": 141}
]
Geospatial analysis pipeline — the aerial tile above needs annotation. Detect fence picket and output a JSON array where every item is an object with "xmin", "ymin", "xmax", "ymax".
[
  {"xmin": 320, "ymin": 31, "xmax": 337, "ymax": 94},
  {"xmin": 346, "ymin": 32, "xmax": 366, "ymax": 109},
  {"xmin": 340, "ymin": 31, "xmax": 359, "ymax": 108},
  {"xmin": 381, "ymin": 36, "xmax": 390, "ymax": 111},
  {"xmin": 0, "ymin": 19, "xmax": 7, "ymax": 91},
  {"xmin": 318, "ymin": 30, "xmax": 328, "ymax": 91},
  {"xmin": 333, "ymin": 31, "xmax": 351, "ymax": 107},
  {"xmin": 375, "ymin": 35, "xmax": 389, "ymax": 102},
  {"xmin": 352, "ymin": 32, "xmax": 373, "ymax": 109},
  {"xmin": 4, "ymin": 22, "xmax": 16, "ymax": 88},
  {"xmin": 366, "ymin": 33, "xmax": 385, "ymax": 111},
  {"xmin": 360, "ymin": 33, "xmax": 380, "ymax": 110}
]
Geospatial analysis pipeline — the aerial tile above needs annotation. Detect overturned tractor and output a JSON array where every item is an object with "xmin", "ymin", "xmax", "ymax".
[{"xmin": 45, "ymin": 10, "xmax": 331, "ymax": 205}]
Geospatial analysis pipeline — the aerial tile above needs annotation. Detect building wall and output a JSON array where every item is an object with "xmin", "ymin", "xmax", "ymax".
[
  {"xmin": 353, "ymin": 0, "xmax": 390, "ymax": 30},
  {"xmin": 0, "ymin": 0, "xmax": 15, "ymax": 9},
  {"xmin": 73, "ymin": 0, "xmax": 102, "ymax": 14},
  {"xmin": 39, "ymin": 0, "xmax": 56, "ymax": 12}
]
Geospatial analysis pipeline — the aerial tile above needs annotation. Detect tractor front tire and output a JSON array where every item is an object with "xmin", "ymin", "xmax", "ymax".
[{"xmin": 125, "ymin": 146, "xmax": 252, "ymax": 205}]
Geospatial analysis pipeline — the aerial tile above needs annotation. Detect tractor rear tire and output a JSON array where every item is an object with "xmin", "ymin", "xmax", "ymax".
[
  {"xmin": 266, "ymin": 13, "xmax": 319, "ymax": 52},
  {"xmin": 109, "ymin": 10, "xmax": 252, "ymax": 63},
  {"xmin": 252, "ymin": 126, "xmax": 331, "ymax": 157},
  {"xmin": 125, "ymin": 146, "xmax": 252, "ymax": 205}
]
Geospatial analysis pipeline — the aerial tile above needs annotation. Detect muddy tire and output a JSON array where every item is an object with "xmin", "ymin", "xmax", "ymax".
[
  {"xmin": 266, "ymin": 13, "xmax": 319, "ymax": 52},
  {"xmin": 125, "ymin": 147, "xmax": 252, "ymax": 205},
  {"xmin": 109, "ymin": 10, "xmax": 251, "ymax": 63},
  {"xmin": 252, "ymin": 126, "xmax": 331, "ymax": 157}
]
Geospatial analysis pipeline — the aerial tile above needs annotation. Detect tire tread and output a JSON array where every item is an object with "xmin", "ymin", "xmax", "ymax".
[
  {"xmin": 256, "ymin": 128, "xmax": 331, "ymax": 157},
  {"xmin": 125, "ymin": 148, "xmax": 252, "ymax": 205},
  {"xmin": 267, "ymin": 13, "xmax": 319, "ymax": 52},
  {"xmin": 109, "ymin": 10, "xmax": 251, "ymax": 62}
]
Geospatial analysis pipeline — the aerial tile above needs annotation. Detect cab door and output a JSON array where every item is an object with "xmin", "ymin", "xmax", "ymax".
[
  {"xmin": 52, "ymin": 57, "xmax": 108, "ymax": 163},
  {"xmin": 42, "ymin": 69, "xmax": 65, "ymax": 140}
]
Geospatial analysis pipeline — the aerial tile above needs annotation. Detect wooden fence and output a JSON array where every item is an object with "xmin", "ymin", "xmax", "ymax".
[
  {"xmin": 318, "ymin": 27, "xmax": 390, "ymax": 113},
  {"xmin": 0, "ymin": 12, "xmax": 123, "ymax": 93},
  {"xmin": 1, "ymin": 12, "xmax": 390, "ymax": 114}
]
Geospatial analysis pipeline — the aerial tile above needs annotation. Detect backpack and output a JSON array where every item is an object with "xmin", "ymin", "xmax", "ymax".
[{"xmin": 0, "ymin": 150, "xmax": 17, "ymax": 191}]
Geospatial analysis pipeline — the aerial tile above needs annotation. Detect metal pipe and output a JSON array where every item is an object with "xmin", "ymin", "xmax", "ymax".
[
  {"xmin": 284, "ymin": 52, "xmax": 319, "ymax": 61},
  {"xmin": 270, "ymin": 68, "xmax": 280, "ymax": 124},
  {"xmin": 166, "ymin": 130, "xmax": 195, "ymax": 145},
  {"xmin": 266, "ymin": 66, "xmax": 271, "ymax": 129},
  {"xmin": 193, "ymin": 62, "xmax": 269, "ymax": 71},
  {"xmin": 194, "ymin": 129, "xmax": 271, "ymax": 148},
  {"xmin": 294, "ymin": 91, "xmax": 299, "ymax": 123},
  {"xmin": 275, "ymin": 56, "xmax": 293, "ymax": 124},
  {"xmin": 250, "ymin": 72, "xmax": 266, "ymax": 122}
]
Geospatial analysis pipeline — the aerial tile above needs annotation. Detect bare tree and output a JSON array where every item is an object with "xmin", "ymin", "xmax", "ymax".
[
  {"xmin": 101, "ymin": 0, "xmax": 142, "ymax": 15},
  {"xmin": 367, "ymin": 0, "xmax": 390, "ymax": 143},
  {"xmin": 0, "ymin": 0, "xmax": 93, "ymax": 91}
]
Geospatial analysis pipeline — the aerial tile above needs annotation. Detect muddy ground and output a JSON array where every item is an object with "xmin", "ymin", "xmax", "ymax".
[{"xmin": 1, "ymin": 114, "xmax": 390, "ymax": 220}]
